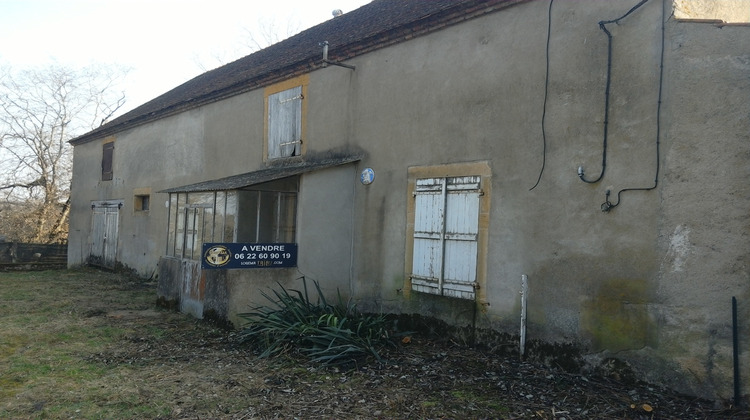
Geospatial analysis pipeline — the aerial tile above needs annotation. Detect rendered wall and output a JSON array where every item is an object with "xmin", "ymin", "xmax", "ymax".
[{"xmin": 334, "ymin": 0, "xmax": 747, "ymax": 400}]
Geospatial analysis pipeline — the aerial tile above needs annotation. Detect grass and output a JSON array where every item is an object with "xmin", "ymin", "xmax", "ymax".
[
  {"xmin": 2, "ymin": 268, "xmax": 730, "ymax": 419},
  {"xmin": 0, "ymin": 269, "xmax": 173, "ymax": 418}
]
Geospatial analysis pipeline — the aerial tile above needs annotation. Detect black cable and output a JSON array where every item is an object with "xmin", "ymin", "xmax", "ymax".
[
  {"xmin": 601, "ymin": 0, "xmax": 664, "ymax": 212},
  {"xmin": 578, "ymin": 0, "xmax": 651, "ymax": 184},
  {"xmin": 600, "ymin": 0, "xmax": 651, "ymax": 26},
  {"xmin": 529, "ymin": 0, "xmax": 553, "ymax": 191}
]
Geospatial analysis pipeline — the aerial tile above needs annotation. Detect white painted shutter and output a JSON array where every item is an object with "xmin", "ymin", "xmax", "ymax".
[
  {"xmin": 411, "ymin": 178, "xmax": 445, "ymax": 295},
  {"xmin": 411, "ymin": 176, "xmax": 480, "ymax": 299},
  {"xmin": 268, "ymin": 86, "xmax": 302, "ymax": 159},
  {"xmin": 442, "ymin": 177, "xmax": 480, "ymax": 299}
]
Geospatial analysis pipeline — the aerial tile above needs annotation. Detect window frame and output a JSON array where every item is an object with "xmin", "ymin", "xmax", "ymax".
[
  {"xmin": 264, "ymin": 75, "xmax": 309, "ymax": 162},
  {"xmin": 133, "ymin": 188, "xmax": 151, "ymax": 213},
  {"xmin": 166, "ymin": 178, "xmax": 299, "ymax": 261},
  {"xmin": 405, "ymin": 162, "xmax": 491, "ymax": 302},
  {"xmin": 267, "ymin": 86, "xmax": 303, "ymax": 159}
]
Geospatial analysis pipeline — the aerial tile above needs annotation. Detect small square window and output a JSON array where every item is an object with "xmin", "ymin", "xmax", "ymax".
[{"xmin": 135, "ymin": 195, "xmax": 150, "ymax": 212}]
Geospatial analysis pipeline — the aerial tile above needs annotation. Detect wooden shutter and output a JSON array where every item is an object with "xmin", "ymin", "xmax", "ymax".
[
  {"xmin": 90, "ymin": 203, "xmax": 119, "ymax": 268},
  {"xmin": 411, "ymin": 176, "xmax": 480, "ymax": 299},
  {"xmin": 411, "ymin": 178, "xmax": 445, "ymax": 295},
  {"xmin": 102, "ymin": 142, "xmax": 114, "ymax": 181},
  {"xmin": 442, "ymin": 176, "xmax": 480, "ymax": 299},
  {"xmin": 268, "ymin": 86, "xmax": 302, "ymax": 159}
]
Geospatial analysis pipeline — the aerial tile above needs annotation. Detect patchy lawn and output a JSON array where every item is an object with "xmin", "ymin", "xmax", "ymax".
[{"xmin": 0, "ymin": 268, "xmax": 745, "ymax": 419}]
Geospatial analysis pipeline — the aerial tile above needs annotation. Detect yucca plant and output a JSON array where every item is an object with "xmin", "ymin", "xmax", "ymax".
[{"xmin": 238, "ymin": 277, "xmax": 396, "ymax": 366}]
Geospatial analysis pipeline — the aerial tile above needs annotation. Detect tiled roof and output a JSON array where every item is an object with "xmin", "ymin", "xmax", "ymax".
[{"xmin": 70, "ymin": 0, "xmax": 526, "ymax": 145}]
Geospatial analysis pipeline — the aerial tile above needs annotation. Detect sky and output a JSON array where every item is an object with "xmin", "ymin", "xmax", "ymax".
[{"xmin": 0, "ymin": 0, "xmax": 371, "ymax": 116}]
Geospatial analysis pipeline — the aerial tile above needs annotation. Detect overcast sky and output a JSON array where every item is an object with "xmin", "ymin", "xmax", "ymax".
[{"xmin": 0, "ymin": 0, "xmax": 370, "ymax": 115}]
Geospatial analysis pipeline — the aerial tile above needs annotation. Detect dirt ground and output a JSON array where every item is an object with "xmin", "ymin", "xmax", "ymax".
[
  {"xmin": 2, "ymin": 269, "xmax": 748, "ymax": 419},
  {"xmin": 86, "ymin": 318, "xmax": 746, "ymax": 419}
]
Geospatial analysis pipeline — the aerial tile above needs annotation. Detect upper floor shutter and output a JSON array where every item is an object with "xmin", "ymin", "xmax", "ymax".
[
  {"xmin": 268, "ymin": 86, "xmax": 302, "ymax": 159},
  {"xmin": 102, "ymin": 142, "xmax": 114, "ymax": 181}
]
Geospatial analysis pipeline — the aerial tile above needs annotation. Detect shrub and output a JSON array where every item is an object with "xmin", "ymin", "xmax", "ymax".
[{"xmin": 238, "ymin": 278, "xmax": 396, "ymax": 367}]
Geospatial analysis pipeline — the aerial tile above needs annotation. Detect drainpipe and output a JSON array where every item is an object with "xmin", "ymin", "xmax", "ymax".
[{"xmin": 520, "ymin": 274, "xmax": 528, "ymax": 360}]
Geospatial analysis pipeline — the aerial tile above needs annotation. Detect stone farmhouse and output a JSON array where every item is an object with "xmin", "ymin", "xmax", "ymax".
[{"xmin": 68, "ymin": 0, "xmax": 749, "ymax": 401}]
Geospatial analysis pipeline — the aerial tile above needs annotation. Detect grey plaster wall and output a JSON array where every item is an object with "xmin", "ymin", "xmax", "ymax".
[
  {"xmin": 655, "ymin": 17, "xmax": 750, "ymax": 399},
  {"xmin": 341, "ymin": 0, "xmax": 747, "ymax": 399}
]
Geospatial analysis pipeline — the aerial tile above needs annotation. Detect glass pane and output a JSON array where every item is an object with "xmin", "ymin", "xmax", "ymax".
[
  {"xmin": 175, "ymin": 194, "xmax": 187, "ymax": 257},
  {"xmin": 256, "ymin": 190, "xmax": 277, "ymax": 242},
  {"xmin": 167, "ymin": 194, "xmax": 178, "ymax": 256},
  {"xmin": 275, "ymin": 192, "xmax": 297, "ymax": 243},
  {"xmin": 184, "ymin": 208, "xmax": 197, "ymax": 259},
  {"xmin": 212, "ymin": 191, "xmax": 225, "ymax": 243},
  {"xmin": 234, "ymin": 190, "xmax": 297, "ymax": 243},
  {"xmin": 192, "ymin": 208, "xmax": 207, "ymax": 260},
  {"xmin": 236, "ymin": 190, "xmax": 260, "ymax": 242},
  {"xmin": 188, "ymin": 192, "xmax": 214, "ymax": 206},
  {"xmin": 224, "ymin": 191, "xmax": 237, "ymax": 242}
]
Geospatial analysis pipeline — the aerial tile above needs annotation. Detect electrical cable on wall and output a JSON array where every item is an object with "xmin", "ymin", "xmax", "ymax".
[
  {"xmin": 577, "ymin": 0, "xmax": 651, "ymax": 184},
  {"xmin": 600, "ymin": 0, "xmax": 664, "ymax": 212},
  {"xmin": 529, "ymin": 0, "xmax": 554, "ymax": 191}
]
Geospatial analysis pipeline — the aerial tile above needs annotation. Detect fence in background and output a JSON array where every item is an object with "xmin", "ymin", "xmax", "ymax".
[{"xmin": 0, "ymin": 242, "xmax": 67, "ymax": 269}]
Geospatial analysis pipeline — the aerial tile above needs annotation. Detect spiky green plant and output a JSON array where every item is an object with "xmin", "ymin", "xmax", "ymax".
[{"xmin": 238, "ymin": 278, "xmax": 396, "ymax": 366}]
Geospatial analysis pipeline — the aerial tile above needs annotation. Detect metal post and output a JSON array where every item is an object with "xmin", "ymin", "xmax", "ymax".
[
  {"xmin": 732, "ymin": 296, "xmax": 740, "ymax": 407},
  {"xmin": 520, "ymin": 274, "xmax": 528, "ymax": 359}
]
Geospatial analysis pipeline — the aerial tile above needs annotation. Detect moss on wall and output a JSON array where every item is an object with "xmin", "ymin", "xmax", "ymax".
[{"xmin": 581, "ymin": 278, "xmax": 657, "ymax": 352}]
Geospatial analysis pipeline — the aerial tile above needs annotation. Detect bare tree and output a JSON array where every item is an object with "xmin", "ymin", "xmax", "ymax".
[
  {"xmin": 193, "ymin": 17, "xmax": 302, "ymax": 72},
  {"xmin": 0, "ymin": 63, "xmax": 128, "ymax": 243},
  {"xmin": 241, "ymin": 17, "xmax": 301, "ymax": 52}
]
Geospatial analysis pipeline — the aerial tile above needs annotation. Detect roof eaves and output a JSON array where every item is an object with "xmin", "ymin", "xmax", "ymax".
[
  {"xmin": 158, "ymin": 154, "xmax": 362, "ymax": 194},
  {"xmin": 70, "ymin": 0, "xmax": 528, "ymax": 146},
  {"xmin": 70, "ymin": 60, "xmax": 321, "ymax": 145}
]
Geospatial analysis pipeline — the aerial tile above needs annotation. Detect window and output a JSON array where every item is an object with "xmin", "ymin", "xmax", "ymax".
[
  {"xmin": 102, "ymin": 141, "xmax": 114, "ymax": 181},
  {"xmin": 406, "ymin": 162, "xmax": 490, "ymax": 302},
  {"xmin": 410, "ymin": 176, "xmax": 482, "ymax": 299},
  {"xmin": 166, "ymin": 177, "xmax": 298, "ymax": 260},
  {"xmin": 268, "ymin": 86, "xmax": 303, "ymax": 159},
  {"xmin": 265, "ymin": 75, "xmax": 308, "ymax": 160},
  {"xmin": 168, "ymin": 192, "xmax": 229, "ymax": 260},
  {"xmin": 134, "ymin": 195, "xmax": 150, "ymax": 212},
  {"xmin": 237, "ymin": 190, "xmax": 297, "ymax": 243}
]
